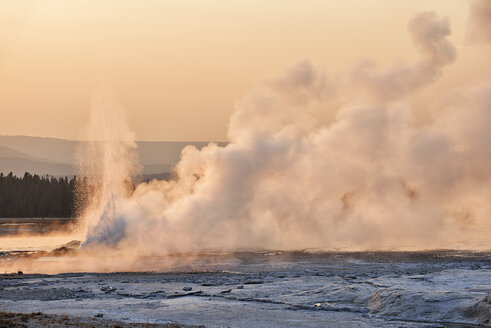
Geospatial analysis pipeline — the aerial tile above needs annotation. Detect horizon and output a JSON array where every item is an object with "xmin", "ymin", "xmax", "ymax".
[{"xmin": 0, "ymin": 134, "xmax": 227, "ymax": 143}]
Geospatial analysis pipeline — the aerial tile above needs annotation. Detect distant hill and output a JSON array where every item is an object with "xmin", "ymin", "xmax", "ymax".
[
  {"xmin": 0, "ymin": 136, "xmax": 226, "ymax": 178},
  {"xmin": 0, "ymin": 145, "xmax": 42, "ymax": 160},
  {"xmin": 0, "ymin": 145, "xmax": 74, "ymax": 177},
  {"xmin": 0, "ymin": 157, "xmax": 74, "ymax": 177},
  {"xmin": 0, "ymin": 136, "xmax": 76, "ymax": 165}
]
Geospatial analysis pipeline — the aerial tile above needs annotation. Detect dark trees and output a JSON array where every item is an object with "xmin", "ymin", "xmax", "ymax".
[{"xmin": 0, "ymin": 172, "xmax": 78, "ymax": 218}]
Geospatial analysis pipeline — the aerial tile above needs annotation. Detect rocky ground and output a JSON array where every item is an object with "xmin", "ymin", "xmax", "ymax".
[
  {"xmin": 0, "ymin": 311, "xmax": 201, "ymax": 327},
  {"xmin": 0, "ymin": 251, "xmax": 490, "ymax": 327}
]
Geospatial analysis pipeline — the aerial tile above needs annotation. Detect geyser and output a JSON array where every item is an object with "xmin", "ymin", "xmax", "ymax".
[
  {"xmin": 76, "ymin": 89, "xmax": 141, "ymax": 248},
  {"xmin": 77, "ymin": 11, "xmax": 490, "ymax": 256}
]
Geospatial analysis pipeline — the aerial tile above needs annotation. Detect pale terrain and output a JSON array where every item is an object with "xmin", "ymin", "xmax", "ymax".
[{"xmin": 1, "ymin": 250, "xmax": 490, "ymax": 327}]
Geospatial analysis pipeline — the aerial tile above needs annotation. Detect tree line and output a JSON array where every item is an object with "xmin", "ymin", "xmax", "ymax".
[{"xmin": 0, "ymin": 172, "xmax": 81, "ymax": 218}]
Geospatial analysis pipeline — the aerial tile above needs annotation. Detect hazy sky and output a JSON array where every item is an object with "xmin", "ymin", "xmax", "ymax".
[{"xmin": 0, "ymin": 0, "xmax": 489, "ymax": 141}]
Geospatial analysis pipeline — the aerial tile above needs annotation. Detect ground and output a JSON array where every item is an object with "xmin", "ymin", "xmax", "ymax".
[{"xmin": 0, "ymin": 251, "xmax": 490, "ymax": 327}]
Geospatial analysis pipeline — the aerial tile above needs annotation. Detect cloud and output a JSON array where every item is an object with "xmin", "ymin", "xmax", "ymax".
[
  {"xmin": 78, "ymin": 79, "xmax": 491, "ymax": 257},
  {"xmin": 65, "ymin": 10, "xmax": 490, "ymax": 270},
  {"xmin": 265, "ymin": 61, "xmax": 335, "ymax": 104},
  {"xmin": 353, "ymin": 12, "xmax": 456, "ymax": 100}
]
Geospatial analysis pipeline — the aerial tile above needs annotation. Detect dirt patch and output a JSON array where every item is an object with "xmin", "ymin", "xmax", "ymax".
[{"xmin": 0, "ymin": 312, "xmax": 203, "ymax": 328}]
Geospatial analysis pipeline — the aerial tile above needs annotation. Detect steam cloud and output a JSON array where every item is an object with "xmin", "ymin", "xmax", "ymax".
[
  {"xmin": 353, "ymin": 12, "xmax": 456, "ymax": 100},
  {"xmin": 78, "ymin": 11, "xmax": 490, "ymax": 258},
  {"xmin": 265, "ymin": 60, "xmax": 334, "ymax": 104}
]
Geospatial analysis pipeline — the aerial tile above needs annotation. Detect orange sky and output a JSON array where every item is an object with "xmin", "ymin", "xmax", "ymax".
[{"xmin": 0, "ymin": 0, "xmax": 489, "ymax": 141}]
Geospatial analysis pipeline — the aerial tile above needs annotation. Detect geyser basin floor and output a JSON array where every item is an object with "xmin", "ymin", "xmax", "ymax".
[{"xmin": 0, "ymin": 251, "xmax": 490, "ymax": 327}]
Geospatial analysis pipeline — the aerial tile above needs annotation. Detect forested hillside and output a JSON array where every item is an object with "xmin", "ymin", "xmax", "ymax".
[{"xmin": 0, "ymin": 172, "xmax": 77, "ymax": 218}]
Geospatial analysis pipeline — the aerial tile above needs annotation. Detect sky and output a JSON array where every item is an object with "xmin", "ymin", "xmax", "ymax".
[{"xmin": 0, "ymin": 0, "xmax": 489, "ymax": 141}]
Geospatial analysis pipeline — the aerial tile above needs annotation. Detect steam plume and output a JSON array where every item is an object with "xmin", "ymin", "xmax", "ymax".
[
  {"xmin": 77, "ymin": 89, "xmax": 141, "ymax": 247},
  {"xmin": 353, "ymin": 12, "xmax": 456, "ymax": 100},
  {"xmin": 265, "ymin": 61, "xmax": 334, "ymax": 104},
  {"xmin": 77, "ymin": 11, "xmax": 490, "ymax": 257}
]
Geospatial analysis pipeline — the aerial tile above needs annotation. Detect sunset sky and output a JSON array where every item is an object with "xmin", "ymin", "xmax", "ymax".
[{"xmin": 0, "ymin": 0, "xmax": 489, "ymax": 141}]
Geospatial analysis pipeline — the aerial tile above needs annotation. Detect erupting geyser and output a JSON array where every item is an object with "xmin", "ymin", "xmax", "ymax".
[
  {"xmin": 77, "ymin": 89, "xmax": 141, "ymax": 248},
  {"xmin": 77, "ymin": 11, "xmax": 490, "ymax": 257}
]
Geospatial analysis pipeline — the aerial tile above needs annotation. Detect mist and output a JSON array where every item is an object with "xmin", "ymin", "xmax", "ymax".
[
  {"xmin": 353, "ymin": 11, "xmax": 456, "ymax": 100},
  {"xmin": 72, "ymin": 9, "xmax": 490, "ymax": 262}
]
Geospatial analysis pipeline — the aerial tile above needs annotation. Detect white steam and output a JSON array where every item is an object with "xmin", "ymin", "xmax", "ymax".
[
  {"xmin": 77, "ymin": 89, "xmax": 141, "ymax": 247},
  {"xmin": 265, "ymin": 60, "xmax": 334, "ymax": 104},
  {"xmin": 77, "ymin": 11, "xmax": 490, "ymax": 256},
  {"xmin": 353, "ymin": 12, "xmax": 456, "ymax": 100}
]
